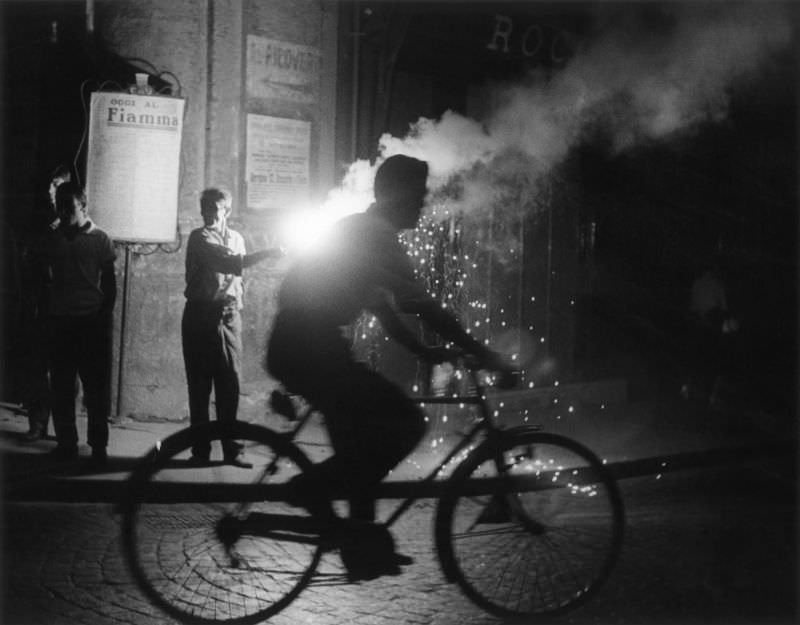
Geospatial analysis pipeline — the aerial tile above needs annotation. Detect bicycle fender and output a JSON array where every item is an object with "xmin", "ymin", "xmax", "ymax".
[{"xmin": 499, "ymin": 425, "xmax": 543, "ymax": 437}]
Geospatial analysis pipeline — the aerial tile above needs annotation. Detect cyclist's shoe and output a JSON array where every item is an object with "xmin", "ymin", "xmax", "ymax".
[
  {"xmin": 344, "ymin": 558, "xmax": 401, "ymax": 582},
  {"xmin": 476, "ymin": 493, "xmax": 513, "ymax": 524},
  {"xmin": 340, "ymin": 522, "xmax": 411, "ymax": 582}
]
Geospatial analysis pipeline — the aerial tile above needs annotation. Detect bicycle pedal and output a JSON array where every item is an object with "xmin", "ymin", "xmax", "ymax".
[{"xmin": 476, "ymin": 494, "xmax": 512, "ymax": 524}]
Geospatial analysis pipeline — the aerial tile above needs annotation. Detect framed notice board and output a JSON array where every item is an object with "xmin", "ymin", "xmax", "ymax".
[{"xmin": 86, "ymin": 92, "xmax": 185, "ymax": 242}]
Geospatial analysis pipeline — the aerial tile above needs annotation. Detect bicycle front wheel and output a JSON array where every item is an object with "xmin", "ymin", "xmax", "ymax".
[
  {"xmin": 120, "ymin": 421, "xmax": 331, "ymax": 625},
  {"xmin": 435, "ymin": 429, "xmax": 624, "ymax": 621}
]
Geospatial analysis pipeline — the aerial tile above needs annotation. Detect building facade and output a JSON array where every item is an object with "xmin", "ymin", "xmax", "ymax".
[{"xmin": 3, "ymin": 1, "xmax": 795, "ymax": 421}]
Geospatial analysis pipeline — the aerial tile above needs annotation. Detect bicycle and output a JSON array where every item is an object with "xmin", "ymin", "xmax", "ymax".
[{"xmin": 120, "ymin": 362, "xmax": 624, "ymax": 624}]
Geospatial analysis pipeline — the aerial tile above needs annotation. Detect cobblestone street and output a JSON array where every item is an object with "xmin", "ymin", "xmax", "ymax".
[
  {"xmin": 2, "ymin": 499, "xmax": 503, "ymax": 625},
  {"xmin": 3, "ymin": 456, "xmax": 796, "ymax": 625}
]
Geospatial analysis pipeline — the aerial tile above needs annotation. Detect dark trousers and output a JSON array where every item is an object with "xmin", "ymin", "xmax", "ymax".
[
  {"xmin": 267, "ymin": 310, "xmax": 426, "ymax": 520},
  {"xmin": 46, "ymin": 313, "xmax": 112, "ymax": 450},
  {"xmin": 23, "ymin": 318, "xmax": 51, "ymax": 431},
  {"xmin": 182, "ymin": 301, "xmax": 242, "ymax": 458}
]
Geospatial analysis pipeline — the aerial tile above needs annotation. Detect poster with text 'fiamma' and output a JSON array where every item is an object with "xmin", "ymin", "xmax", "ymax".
[
  {"xmin": 246, "ymin": 114, "xmax": 310, "ymax": 211},
  {"xmin": 86, "ymin": 92, "xmax": 184, "ymax": 242}
]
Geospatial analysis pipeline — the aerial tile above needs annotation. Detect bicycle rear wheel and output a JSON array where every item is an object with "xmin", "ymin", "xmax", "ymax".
[
  {"xmin": 435, "ymin": 429, "xmax": 624, "ymax": 621},
  {"xmin": 120, "ymin": 421, "xmax": 331, "ymax": 625}
]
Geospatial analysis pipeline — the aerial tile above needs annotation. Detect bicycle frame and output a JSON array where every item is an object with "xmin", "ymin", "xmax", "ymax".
[
  {"xmin": 124, "ymin": 364, "xmax": 623, "ymax": 625},
  {"xmin": 124, "ymin": 367, "xmax": 624, "ymax": 624},
  {"xmin": 275, "ymin": 367, "xmax": 512, "ymax": 530}
]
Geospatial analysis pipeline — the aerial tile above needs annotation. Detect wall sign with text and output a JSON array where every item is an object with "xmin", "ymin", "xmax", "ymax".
[
  {"xmin": 86, "ymin": 92, "xmax": 184, "ymax": 242},
  {"xmin": 246, "ymin": 35, "xmax": 321, "ymax": 105},
  {"xmin": 246, "ymin": 114, "xmax": 310, "ymax": 211}
]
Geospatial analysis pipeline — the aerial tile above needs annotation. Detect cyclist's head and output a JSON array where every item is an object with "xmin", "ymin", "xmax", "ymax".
[{"xmin": 373, "ymin": 155, "xmax": 429, "ymax": 229}]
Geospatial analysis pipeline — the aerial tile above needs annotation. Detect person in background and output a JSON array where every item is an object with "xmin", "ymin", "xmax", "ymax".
[
  {"xmin": 19, "ymin": 165, "xmax": 70, "ymax": 441},
  {"xmin": 33, "ymin": 181, "xmax": 117, "ymax": 469},
  {"xmin": 266, "ymin": 154, "xmax": 512, "ymax": 581},
  {"xmin": 682, "ymin": 258, "xmax": 740, "ymax": 407},
  {"xmin": 182, "ymin": 187, "xmax": 280, "ymax": 468}
]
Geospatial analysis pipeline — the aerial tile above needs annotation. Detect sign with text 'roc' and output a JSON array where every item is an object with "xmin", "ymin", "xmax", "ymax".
[{"xmin": 86, "ymin": 92, "xmax": 185, "ymax": 242}]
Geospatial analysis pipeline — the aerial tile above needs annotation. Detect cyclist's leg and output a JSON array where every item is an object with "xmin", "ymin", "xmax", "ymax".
[
  {"xmin": 266, "ymin": 313, "xmax": 353, "ymax": 511},
  {"xmin": 266, "ymin": 312, "xmax": 425, "ymax": 518},
  {"xmin": 272, "ymin": 359, "xmax": 422, "ymax": 579},
  {"xmin": 333, "ymin": 362, "xmax": 426, "ymax": 521},
  {"xmin": 322, "ymin": 368, "xmax": 425, "ymax": 580}
]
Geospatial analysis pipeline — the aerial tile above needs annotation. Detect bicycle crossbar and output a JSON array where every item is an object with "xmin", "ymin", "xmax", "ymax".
[{"xmin": 128, "ymin": 464, "xmax": 604, "ymax": 506}]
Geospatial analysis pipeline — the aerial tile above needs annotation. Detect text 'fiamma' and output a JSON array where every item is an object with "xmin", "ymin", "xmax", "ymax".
[{"xmin": 106, "ymin": 97, "xmax": 180, "ymax": 130}]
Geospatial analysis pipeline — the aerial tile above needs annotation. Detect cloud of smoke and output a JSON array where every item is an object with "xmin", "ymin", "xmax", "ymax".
[
  {"xmin": 320, "ymin": 158, "xmax": 375, "ymax": 218},
  {"xmin": 325, "ymin": 2, "xmax": 794, "ymax": 220},
  {"xmin": 545, "ymin": 2, "xmax": 795, "ymax": 151}
]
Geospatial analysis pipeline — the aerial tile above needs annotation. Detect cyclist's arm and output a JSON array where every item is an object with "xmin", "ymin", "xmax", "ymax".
[
  {"xmin": 369, "ymin": 299, "xmax": 431, "ymax": 361},
  {"xmin": 369, "ymin": 243, "xmax": 507, "ymax": 369},
  {"xmin": 369, "ymin": 295, "xmax": 459, "ymax": 364},
  {"xmin": 399, "ymin": 296, "xmax": 499, "ymax": 365}
]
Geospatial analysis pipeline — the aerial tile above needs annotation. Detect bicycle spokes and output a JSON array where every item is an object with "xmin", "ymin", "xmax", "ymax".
[
  {"xmin": 122, "ymin": 422, "xmax": 327, "ymax": 624},
  {"xmin": 436, "ymin": 431, "xmax": 624, "ymax": 620}
]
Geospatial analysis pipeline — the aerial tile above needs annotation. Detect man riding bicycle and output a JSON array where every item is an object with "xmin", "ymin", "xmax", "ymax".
[{"xmin": 266, "ymin": 154, "xmax": 510, "ymax": 580}]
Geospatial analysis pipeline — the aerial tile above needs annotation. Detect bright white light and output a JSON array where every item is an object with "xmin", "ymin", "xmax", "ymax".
[
  {"xmin": 280, "ymin": 208, "xmax": 339, "ymax": 254},
  {"xmin": 279, "ymin": 160, "xmax": 375, "ymax": 255},
  {"xmin": 279, "ymin": 193, "xmax": 371, "ymax": 255}
]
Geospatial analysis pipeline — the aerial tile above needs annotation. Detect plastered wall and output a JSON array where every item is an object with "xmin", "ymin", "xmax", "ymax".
[{"xmin": 97, "ymin": 0, "xmax": 337, "ymax": 419}]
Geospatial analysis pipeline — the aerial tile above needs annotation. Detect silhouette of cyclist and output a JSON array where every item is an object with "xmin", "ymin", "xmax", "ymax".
[{"xmin": 266, "ymin": 154, "xmax": 511, "ymax": 580}]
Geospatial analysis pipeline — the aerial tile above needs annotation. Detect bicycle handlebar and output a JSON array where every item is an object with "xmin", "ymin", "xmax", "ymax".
[
  {"xmin": 438, "ymin": 351, "xmax": 520, "ymax": 391},
  {"xmin": 270, "ymin": 352, "xmax": 520, "ymax": 422}
]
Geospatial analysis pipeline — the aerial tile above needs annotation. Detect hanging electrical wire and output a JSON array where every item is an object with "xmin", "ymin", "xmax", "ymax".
[
  {"xmin": 74, "ymin": 79, "xmax": 123, "ymax": 186},
  {"xmin": 156, "ymin": 70, "xmax": 183, "ymax": 97}
]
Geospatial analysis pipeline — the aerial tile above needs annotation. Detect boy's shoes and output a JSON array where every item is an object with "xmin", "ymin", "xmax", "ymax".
[
  {"xmin": 187, "ymin": 452, "xmax": 253, "ymax": 468},
  {"xmin": 223, "ymin": 452, "xmax": 253, "ymax": 469},
  {"xmin": 86, "ymin": 448, "xmax": 108, "ymax": 472},
  {"xmin": 23, "ymin": 424, "xmax": 48, "ymax": 442},
  {"xmin": 48, "ymin": 445, "xmax": 79, "ymax": 460}
]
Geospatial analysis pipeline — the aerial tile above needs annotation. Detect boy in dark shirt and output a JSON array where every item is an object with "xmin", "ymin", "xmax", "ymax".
[{"xmin": 34, "ymin": 182, "xmax": 116, "ymax": 469}]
